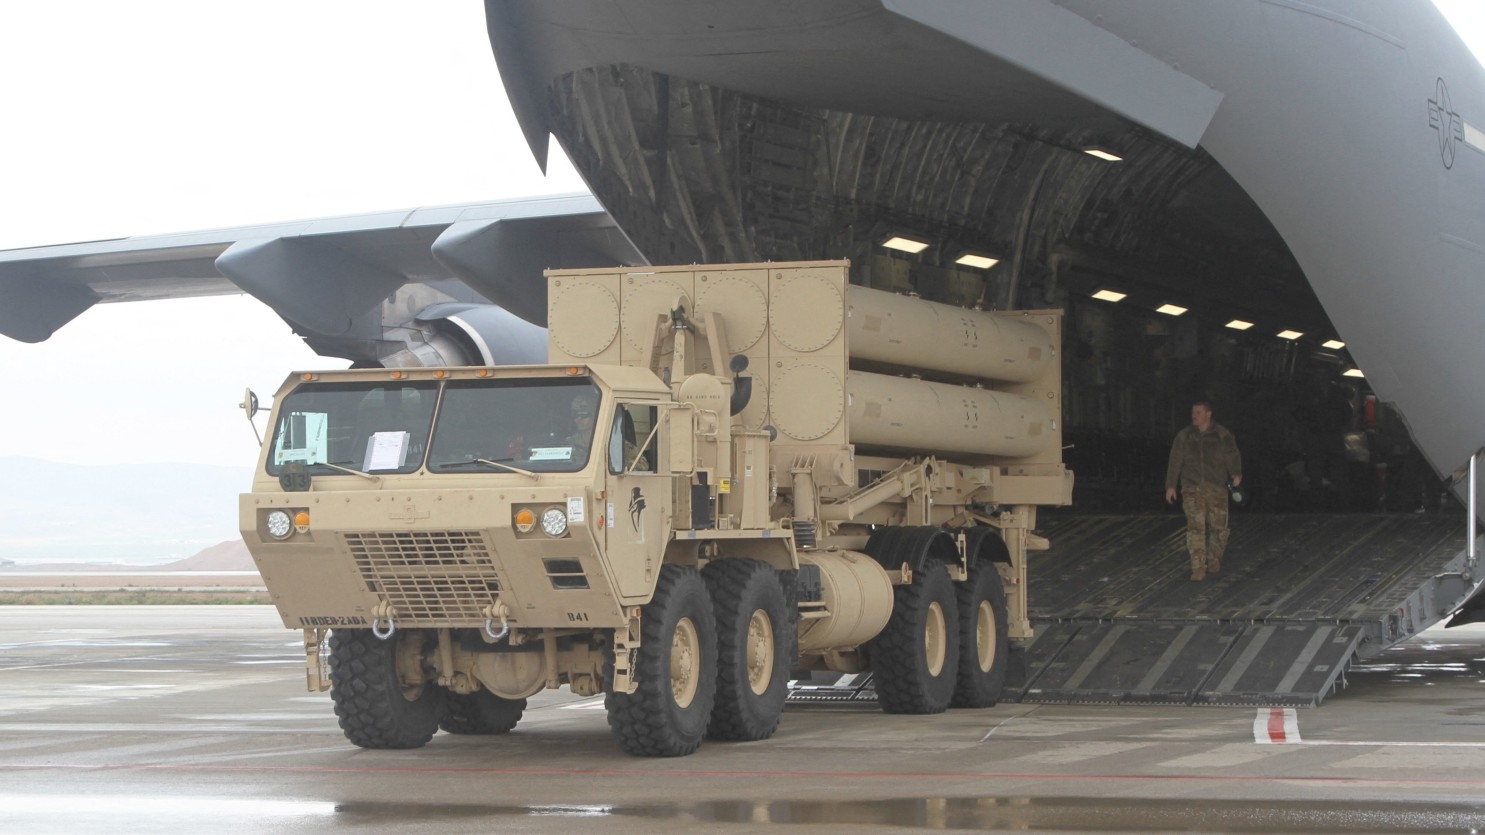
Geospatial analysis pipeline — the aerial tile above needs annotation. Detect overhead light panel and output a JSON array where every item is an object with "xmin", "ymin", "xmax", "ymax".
[
  {"xmin": 1277, "ymin": 329, "xmax": 1303, "ymax": 340},
  {"xmin": 1084, "ymin": 148, "xmax": 1123, "ymax": 162},
  {"xmin": 1225, "ymin": 319, "xmax": 1254, "ymax": 331},
  {"xmin": 1156, "ymin": 303, "xmax": 1188, "ymax": 316},
  {"xmin": 1322, "ymin": 339, "xmax": 1346, "ymax": 349},
  {"xmin": 955, "ymin": 252, "xmax": 999, "ymax": 269},
  {"xmin": 1091, "ymin": 289, "xmax": 1127, "ymax": 302},
  {"xmin": 882, "ymin": 235, "xmax": 930, "ymax": 254},
  {"xmin": 1343, "ymin": 368, "xmax": 1365, "ymax": 378}
]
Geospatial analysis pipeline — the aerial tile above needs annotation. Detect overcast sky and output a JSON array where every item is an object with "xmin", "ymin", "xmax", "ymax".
[
  {"xmin": 0, "ymin": 1, "xmax": 586, "ymax": 468},
  {"xmin": 1, "ymin": 1, "xmax": 1482, "ymax": 468}
]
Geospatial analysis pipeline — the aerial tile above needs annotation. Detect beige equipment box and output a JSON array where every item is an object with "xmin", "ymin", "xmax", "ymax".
[{"xmin": 241, "ymin": 260, "xmax": 1071, "ymax": 757}]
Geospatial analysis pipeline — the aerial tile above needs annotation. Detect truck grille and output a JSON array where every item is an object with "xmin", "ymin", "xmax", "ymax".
[{"xmin": 344, "ymin": 530, "xmax": 501, "ymax": 623}]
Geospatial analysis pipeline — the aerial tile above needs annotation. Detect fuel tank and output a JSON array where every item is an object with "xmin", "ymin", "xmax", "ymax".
[{"xmin": 796, "ymin": 549, "xmax": 894, "ymax": 653}]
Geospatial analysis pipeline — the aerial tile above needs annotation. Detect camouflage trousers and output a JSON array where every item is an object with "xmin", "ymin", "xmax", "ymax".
[{"xmin": 1181, "ymin": 485, "xmax": 1230, "ymax": 568}]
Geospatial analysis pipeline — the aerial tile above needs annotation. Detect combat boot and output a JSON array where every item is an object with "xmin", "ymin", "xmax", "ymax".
[
  {"xmin": 1189, "ymin": 557, "xmax": 1206, "ymax": 582},
  {"xmin": 1206, "ymin": 558, "xmax": 1222, "ymax": 574}
]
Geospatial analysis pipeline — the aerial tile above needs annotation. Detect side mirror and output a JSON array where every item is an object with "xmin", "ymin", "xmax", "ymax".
[{"xmin": 240, "ymin": 388, "xmax": 263, "ymax": 446}]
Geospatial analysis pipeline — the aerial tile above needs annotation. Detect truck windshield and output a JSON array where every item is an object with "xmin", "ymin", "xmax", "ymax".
[
  {"xmin": 266, "ymin": 377, "xmax": 604, "ymax": 477},
  {"xmin": 427, "ymin": 378, "xmax": 602, "ymax": 473},
  {"xmin": 266, "ymin": 381, "xmax": 438, "ymax": 476}
]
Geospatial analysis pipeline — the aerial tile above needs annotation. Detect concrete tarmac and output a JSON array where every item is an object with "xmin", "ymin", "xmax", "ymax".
[{"xmin": 2, "ymin": 606, "xmax": 1485, "ymax": 834}]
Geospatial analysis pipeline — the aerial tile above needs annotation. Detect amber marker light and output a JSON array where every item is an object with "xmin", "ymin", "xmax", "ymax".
[
  {"xmin": 390, "ymin": 370, "xmax": 405, "ymax": 379},
  {"xmin": 434, "ymin": 369, "xmax": 447, "ymax": 378},
  {"xmin": 514, "ymin": 508, "xmax": 537, "ymax": 533},
  {"xmin": 566, "ymin": 367, "xmax": 582, "ymax": 375},
  {"xmin": 294, "ymin": 511, "xmax": 311, "ymax": 532}
]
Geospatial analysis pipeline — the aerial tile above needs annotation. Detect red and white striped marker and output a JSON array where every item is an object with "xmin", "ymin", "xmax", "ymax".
[{"xmin": 1254, "ymin": 707, "xmax": 1301, "ymax": 743}]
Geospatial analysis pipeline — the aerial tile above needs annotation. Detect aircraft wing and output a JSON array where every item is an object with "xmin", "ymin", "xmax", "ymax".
[{"xmin": 0, "ymin": 193, "xmax": 644, "ymax": 365}]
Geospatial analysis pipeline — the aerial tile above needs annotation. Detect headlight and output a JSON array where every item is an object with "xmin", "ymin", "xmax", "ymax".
[
  {"xmin": 540, "ymin": 507, "xmax": 569, "ymax": 537},
  {"xmin": 265, "ymin": 510, "xmax": 293, "ymax": 539}
]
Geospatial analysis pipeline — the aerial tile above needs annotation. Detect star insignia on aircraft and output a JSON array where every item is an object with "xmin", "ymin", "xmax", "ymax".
[{"xmin": 1428, "ymin": 77, "xmax": 1465, "ymax": 170}]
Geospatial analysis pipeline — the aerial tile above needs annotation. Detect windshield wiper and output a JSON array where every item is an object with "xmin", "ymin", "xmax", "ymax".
[
  {"xmin": 318, "ymin": 461, "xmax": 381, "ymax": 482},
  {"xmin": 474, "ymin": 457, "xmax": 540, "ymax": 481}
]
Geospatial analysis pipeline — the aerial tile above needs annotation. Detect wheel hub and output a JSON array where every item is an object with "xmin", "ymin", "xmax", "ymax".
[
  {"xmin": 976, "ymin": 600, "xmax": 997, "ymax": 672},
  {"xmin": 925, "ymin": 601, "xmax": 947, "ymax": 676},
  {"xmin": 746, "ymin": 608, "xmax": 775, "ymax": 696},
  {"xmin": 671, "ymin": 616, "xmax": 701, "ymax": 707}
]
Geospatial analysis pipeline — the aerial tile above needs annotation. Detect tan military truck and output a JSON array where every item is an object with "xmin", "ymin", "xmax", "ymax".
[{"xmin": 241, "ymin": 260, "xmax": 1071, "ymax": 756}]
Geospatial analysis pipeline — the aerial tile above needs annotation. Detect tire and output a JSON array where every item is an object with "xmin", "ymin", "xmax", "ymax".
[
  {"xmin": 868, "ymin": 559, "xmax": 960, "ymax": 714},
  {"xmin": 606, "ymin": 564, "xmax": 718, "ymax": 756},
  {"xmin": 951, "ymin": 557, "xmax": 1010, "ymax": 708},
  {"xmin": 329, "ymin": 628, "xmax": 444, "ymax": 749},
  {"xmin": 440, "ymin": 689, "xmax": 526, "ymax": 735},
  {"xmin": 703, "ymin": 558, "xmax": 789, "ymax": 741}
]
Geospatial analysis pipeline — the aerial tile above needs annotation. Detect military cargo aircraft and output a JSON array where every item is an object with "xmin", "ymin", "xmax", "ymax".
[{"xmin": 3, "ymin": 0, "xmax": 1482, "ymax": 704}]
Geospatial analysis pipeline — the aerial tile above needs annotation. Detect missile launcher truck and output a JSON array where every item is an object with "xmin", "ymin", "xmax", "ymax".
[{"xmin": 241, "ymin": 260, "xmax": 1072, "ymax": 756}]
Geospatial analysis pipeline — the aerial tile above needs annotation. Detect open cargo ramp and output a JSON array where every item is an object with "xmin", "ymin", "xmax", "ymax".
[
  {"xmin": 789, "ymin": 513, "xmax": 1473, "ymax": 708},
  {"xmin": 1013, "ymin": 514, "xmax": 1470, "ymax": 706}
]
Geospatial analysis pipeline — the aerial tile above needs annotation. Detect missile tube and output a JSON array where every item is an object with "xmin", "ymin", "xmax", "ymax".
[
  {"xmin": 846, "ymin": 285, "xmax": 1054, "ymax": 384},
  {"xmin": 846, "ymin": 371, "xmax": 1054, "ymax": 459}
]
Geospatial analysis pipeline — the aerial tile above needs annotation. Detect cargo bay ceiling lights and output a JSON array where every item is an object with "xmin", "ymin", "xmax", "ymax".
[
  {"xmin": 954, "ymin": 251, "xmax": 1000, "ymax": 270},
  {"xmin": 1277, "ymin": 329, "xmax": 1304, "ymax": 340},
  {"xmin": 1323, "ymin": 339, "xmax": 1346, "ymax": 349},
  {"xmin": 1083, "ymin": 148, "xmax": 1123, "ymax": 162},
  {"xmin": 881, "ymin": 234, "xmax": 931, "ymax": 254},
  {"xmin": 1155, "ymin": 303, "xmax": 1188, "ymax": 316},
  {"xmin": 1343, "ymin": 368, "xmax": 1366, "ymax": 378},
  {"xmin": 1225, "ymin": 319, "xmax": 1255, "ymax": 331},
  {"xmin": 1091, "ymin": 289, "xmax": 1127, "ymax": 302}
]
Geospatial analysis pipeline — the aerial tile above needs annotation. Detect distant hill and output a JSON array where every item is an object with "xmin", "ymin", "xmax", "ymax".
[
  {"xmin": 2, "ymin": 539, "xmax": 257, "ymax": 574},
  {"xmin": 0, "ymin": 456, "xmax": 252, "ymax": 564},
  {"xmin": 161, "ymin": 539, "xmax": 255, "ymax": 570}
]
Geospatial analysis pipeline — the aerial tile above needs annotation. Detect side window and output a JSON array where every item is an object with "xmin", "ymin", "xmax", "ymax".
[{"xmin": 609, "ymin": 404, "xmax": 658, "ymax": 474}]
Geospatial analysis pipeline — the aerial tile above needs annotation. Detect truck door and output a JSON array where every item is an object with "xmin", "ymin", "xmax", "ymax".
[{"xmin": 603, "ymin": 402, "xmax": 668, "ymax": 599}]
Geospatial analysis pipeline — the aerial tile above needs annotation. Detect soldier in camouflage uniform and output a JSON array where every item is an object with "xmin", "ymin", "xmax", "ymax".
[{"xmin": 1165, "ymin": 401, "xmax": 1242, "ymax": 581}]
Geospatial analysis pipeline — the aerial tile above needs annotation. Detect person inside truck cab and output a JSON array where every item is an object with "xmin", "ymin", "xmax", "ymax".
[{"xmin": 564, "ymin": 393, "xmax": 599, "ymax": 462}]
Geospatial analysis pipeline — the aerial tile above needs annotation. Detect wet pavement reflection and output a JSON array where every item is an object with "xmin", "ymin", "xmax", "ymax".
[
  {"xmin": 8, "ymin": 611, "xmax": 1485, "ymax": 834},
  {"xmin": 324, "ymin": 795, "xmax": 1485, "ymax": 832},
  {"xmin": 1346, "ymin": 636, "xmax": 1485, "ymax": 687}
]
